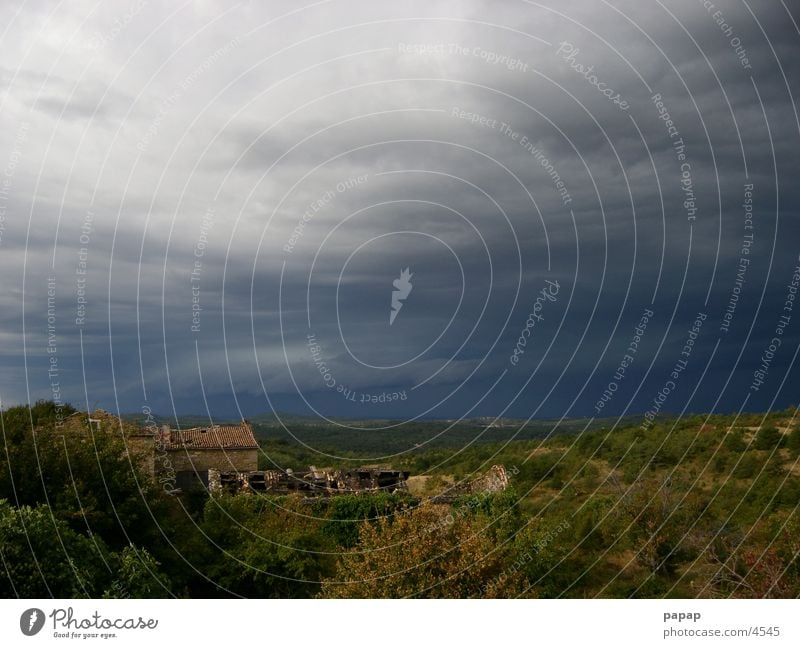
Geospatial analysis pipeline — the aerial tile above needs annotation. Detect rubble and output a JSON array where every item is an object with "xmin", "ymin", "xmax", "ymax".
[
  {"xmin": 430, "ymin": 465, "xmax": 509, "ymax": 503},
  {"xmin": 208, "ymin": 465, "xmax": 410, "ymax": 496}
]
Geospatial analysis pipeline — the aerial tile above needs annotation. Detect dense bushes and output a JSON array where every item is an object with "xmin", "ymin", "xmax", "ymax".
[
  {"xmin": 0, "ymin": 500, "xmax": 171, "ymax": 598},
  {"xmin": 321, "ymin": 501, "xmax": 521, "ymax": 598}
]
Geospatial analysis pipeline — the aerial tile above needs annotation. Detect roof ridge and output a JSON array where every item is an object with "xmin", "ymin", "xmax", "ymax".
[{"xmin": 168, "ymin": 421, "xmax": 258, "ymax": 450}]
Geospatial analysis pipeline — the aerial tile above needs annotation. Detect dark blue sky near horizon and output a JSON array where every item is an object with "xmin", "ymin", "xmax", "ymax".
[{"xmin": 1, "ymin": 0, "xmax": 799, "ymax": 427}]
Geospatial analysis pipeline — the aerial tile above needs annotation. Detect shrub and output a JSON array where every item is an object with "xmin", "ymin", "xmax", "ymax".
[
  {"xmin": 754, "ymin": 427, "xmax": 784, "ymax": 451},
  {"xmin": 321, "ymin": 502, "xmax": 522, "ymax": 598}
]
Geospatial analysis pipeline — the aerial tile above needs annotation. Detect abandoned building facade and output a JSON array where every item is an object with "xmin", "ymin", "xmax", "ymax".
[
  {"xmin": 63, "ymin": 410, "xmax": 259, "ymax": 490},
  {"xmin": 60, "ymin": 410, "xmax": 507, "ymax": 499},
  {"xmin": 59, "ymin": 411, "xmax": 509, "ymax": 499},
  {"xmin": 62, "ymin": 410, "xmax": 412, "ymax": 496},
  {"xmin": 157, "ymin": 421, "xmax": 259, "ymax": 490}
]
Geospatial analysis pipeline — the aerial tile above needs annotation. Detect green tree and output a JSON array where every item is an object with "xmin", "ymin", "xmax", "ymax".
[
  {"xmin": 754, "ymin": 427, "xmax": 784, "ymax": 451},
  {"xmin": 733, "ymin": 453, "xmax": 761, "ymax": 479},
  {"xmin": 313, "ymin": 492, "xmax": 411, "ymax": 548},
  {"xmin": 0, "ymin": 405, "xmax": 166, "ymax": 550},
  {"xmin": 0, "ymin": 499, "xmax": 109, "ymax": 597},
  {"xmin": 321, "ymin": 502, "xmax": 522, "ymax": 598},
  {"xmin": 786, "ymin": 428, "xmax": 800, "ymax": 456},
  {"xmin": 724, "ymin": 430, "xmax": 747, "ymax": 453},
  {"xmin": 200, "ymin": 495, "xmax": 334, "ymax": 597},
  {"xmin": 615, "ymin": 477, "xmax": 700, "ymax": 577},
  {"xmin": 103, "ymin": 546, "xmax": 173, "ymax": 598}
]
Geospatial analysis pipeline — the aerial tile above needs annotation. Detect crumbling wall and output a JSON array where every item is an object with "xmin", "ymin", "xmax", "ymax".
[
  {"xmin": 166, "ymin": 448, "xmax": 258, "ymax": 474},
  {"xmin": 431, "ymin": 465, "xmax": 509, "ymax": 502},
  {"xmin": 208, "ymin": 466, "xmax": 410, "ymax": 497},
  {"xmin": 469, "ymin": 465, "xmax": 509, "ymax": 493}
]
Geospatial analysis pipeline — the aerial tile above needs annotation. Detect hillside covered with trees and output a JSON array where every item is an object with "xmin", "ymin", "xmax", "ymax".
[{"xmin": 2, "ymin": 401, "xmax": 799, "ymax": 598}]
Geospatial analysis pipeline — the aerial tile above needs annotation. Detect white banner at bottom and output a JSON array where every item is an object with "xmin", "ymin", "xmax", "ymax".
[{"xmin": 1, "ymin": 599, "xmax": 797, "ymax": 647}]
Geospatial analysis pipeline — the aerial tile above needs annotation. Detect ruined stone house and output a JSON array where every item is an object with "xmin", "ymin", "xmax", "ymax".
[
  {"xmin": 61, "ymin": 410, "xmax": 259, "ymax": 489},
  {"xmin": 158, "ymin": 421, "xmax": 259, "ymax": 489},
  {"xmin": 59, "ymin": 410, "xmax": 421, "ymax": 497}
]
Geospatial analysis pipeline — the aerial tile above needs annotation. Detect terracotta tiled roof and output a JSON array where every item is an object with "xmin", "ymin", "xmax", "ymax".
[{"xmin": 168, "ymin": 422, "xmax": 258, "ymax": 450}]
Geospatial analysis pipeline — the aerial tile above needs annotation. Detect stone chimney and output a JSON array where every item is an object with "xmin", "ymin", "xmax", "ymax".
[{"xmin": 160, "ymin": 424, "xmax": 171, "ymax": 447}]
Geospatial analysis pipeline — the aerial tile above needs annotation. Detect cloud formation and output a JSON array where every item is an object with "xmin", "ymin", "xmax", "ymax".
[{"xmin": 1, "ymin": 0, "xmax": 798, "ymax": 427}]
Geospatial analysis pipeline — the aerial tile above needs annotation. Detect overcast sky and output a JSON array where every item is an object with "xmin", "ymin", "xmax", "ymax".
[{"xmin": 1, "ymin": 0, "xmax": 798, "ymax": 427}]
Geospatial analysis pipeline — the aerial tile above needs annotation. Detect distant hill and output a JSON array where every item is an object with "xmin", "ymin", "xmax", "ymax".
[{"xmin": 120, "ymin": 410, "xmax": 649, "ymax": 454}]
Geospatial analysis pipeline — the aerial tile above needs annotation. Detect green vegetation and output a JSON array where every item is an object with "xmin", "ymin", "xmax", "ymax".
[
  {"xmin": 3, "ymin": 401, "xmax": 799, "ymax": 598},
  {"xmin": 248, "ymin": 415, "xmax": 641, "ymax": 455}
]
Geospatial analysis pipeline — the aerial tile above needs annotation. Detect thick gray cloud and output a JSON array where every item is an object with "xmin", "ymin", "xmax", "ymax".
[{"xmin": 1, "ymin": 0, "xmax": 798, "ymax": 427}]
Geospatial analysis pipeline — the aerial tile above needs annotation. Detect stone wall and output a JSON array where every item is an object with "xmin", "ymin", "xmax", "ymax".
[
  {"xmin": 166, "ymin": 448, "xmax": 258, "ymax": 474},
  {"xmin": 125, "ymin": 434, "xmax": 156, "ymax": 476}
]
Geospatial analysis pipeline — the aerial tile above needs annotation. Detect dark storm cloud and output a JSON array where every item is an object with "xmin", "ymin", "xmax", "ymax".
[{"xmin": 0, "ymin": 0, "xmax": 798, "ymax": 423}]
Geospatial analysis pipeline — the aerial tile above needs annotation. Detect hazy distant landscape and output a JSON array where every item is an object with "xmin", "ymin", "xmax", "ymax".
[{"xmin": 124, "ymin": 410, "xmax": 642, "ymax": 454}]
